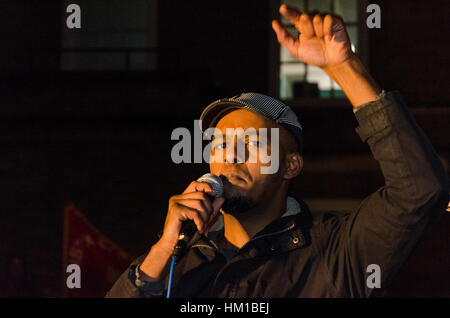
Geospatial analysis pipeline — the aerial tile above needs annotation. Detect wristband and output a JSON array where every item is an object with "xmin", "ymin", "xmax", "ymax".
[{"xmin": 129, "ymin": 264, "xmax": 165, "ymax": 296}]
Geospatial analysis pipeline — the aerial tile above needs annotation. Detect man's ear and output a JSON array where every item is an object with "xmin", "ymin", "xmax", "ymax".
[{"xmin": 283, "ymin": 153, "xmax": 303, "ymax": 180}]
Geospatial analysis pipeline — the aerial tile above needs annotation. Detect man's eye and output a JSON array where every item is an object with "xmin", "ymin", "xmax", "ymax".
[
  {"xmin": 214, "ymin": 143, "xmax": 227, "ymax": 150},
  {"xmin": 248, "ymin": 140, "xmax": 260, "ymax": 147}
]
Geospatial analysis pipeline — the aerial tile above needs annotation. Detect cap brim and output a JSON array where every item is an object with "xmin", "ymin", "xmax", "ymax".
[
  {"xmin": 199, "ymin": 100, "xmax": 245, "ymax": 132},
  {"xmin": 200, "ymin": 95, "xmax": 304, "ymax": 154}
]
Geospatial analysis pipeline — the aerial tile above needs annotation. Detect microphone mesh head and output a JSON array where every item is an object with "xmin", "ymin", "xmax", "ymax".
[{"xmin": 197, "ymin": 173, "xmax": 223, "ymax": 197}]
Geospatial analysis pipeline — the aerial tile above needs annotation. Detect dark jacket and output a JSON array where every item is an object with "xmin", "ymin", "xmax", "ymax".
[{"xmin": 106, "ymin": 91, "xmax": 449, "ymax": 298}]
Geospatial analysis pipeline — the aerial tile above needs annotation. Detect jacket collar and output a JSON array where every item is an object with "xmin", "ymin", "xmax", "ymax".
[
  {"xmin": 204, "ymin": 197, "xmax": 313, "ymax": 257},
  {"xmin": 208, "ymin": 196, "xmax": 303, "ymax": 233}
]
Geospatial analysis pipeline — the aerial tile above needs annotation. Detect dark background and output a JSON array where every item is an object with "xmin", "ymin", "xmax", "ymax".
[{"xmin": 0, "ymin": 0, "xmax": 448, "ymax": 297}]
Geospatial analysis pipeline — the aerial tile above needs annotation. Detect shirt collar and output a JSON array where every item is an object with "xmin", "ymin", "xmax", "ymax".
[{"xmin": 207, "ymin": 196, "xmax": 301, "ymax": 233}]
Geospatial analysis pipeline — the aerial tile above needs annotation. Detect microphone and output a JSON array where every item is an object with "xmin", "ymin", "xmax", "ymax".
[{"xmin": 171, "ymin": 173, "xmax": 223, "ymax": 261}]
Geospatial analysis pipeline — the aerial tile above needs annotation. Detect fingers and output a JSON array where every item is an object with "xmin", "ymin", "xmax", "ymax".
[
  {"xmin": 323, "ymin": 14, "xmax": 334, "ymax": 42},
  {"xmin": 313, "ymin": 14, "xmax": 324, "ymax": 39},
  {"xmin": 176, "ymin": 192, "xmax": 213, "ymax": 212},
  {"xmin": 172, "ymin": 199, "xmax": 210, "ymax": 232},
  {"xmin": 279, "ymin": 4, "xmax": 302, "ymax": 29},
  {"xmin": 176, "ymin": 195, "xmax": 225, "ymax": 234},
  {"xmin": 177, "ymin": 205, "xmax": 208, "ymax": 232},
  {"xmin": 176, "ymin": 198, "xmax": 211, "ymax": 228},
  {"xmin": 163, "ymin": 182, "xmax": 223, "ymax": 247},
  {"xmin": 279, "ymin": 4, "xmax": 314, "ymax": 39},
  {"xmin": 171, "ymin": 189, "xmax": 223, "ymax": 233},
  {"xmin": 168, "ymin": 179, "xmax": 226, "ymax": 235},
  {"xmin": 277, "ymin": 4, "xmax": 343, "ymax": 42},
  {"xmin": 298, "ymin": 13, "xmax": 315, "ymax": 39},
  {"xmin": 272, "ymin": 20, "xmax": 298, "ymax": 56},
  {"xmin": 183, "ymin": 181, "xmax": 216, "ymax": 197}
]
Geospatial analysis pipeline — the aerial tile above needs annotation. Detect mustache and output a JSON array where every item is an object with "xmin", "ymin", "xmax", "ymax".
[{"xmin": 219, "ymin": 171, "xmax": 251, "ymax": 184}]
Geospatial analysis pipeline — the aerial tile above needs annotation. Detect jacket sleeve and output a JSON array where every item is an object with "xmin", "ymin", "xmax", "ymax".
[
  {"xmin": 105, "ymin": 255, "xmax": 165, "ymax": 298},
  {"xmin": 318, "ymin": 91, "xmax": 449, "ymax": 297}
]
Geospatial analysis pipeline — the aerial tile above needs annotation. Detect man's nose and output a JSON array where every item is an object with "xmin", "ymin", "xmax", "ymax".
[
  {"xmin": 226, "ymin": 157, "xmax": 240, "ymax": 164},
  {"xmin": 225, "ymin": 149, "xmax": 242, "ymax": 164},
  {"xmin": 225, "ymin": 139, "xmax": 247, "ymax": 164}
]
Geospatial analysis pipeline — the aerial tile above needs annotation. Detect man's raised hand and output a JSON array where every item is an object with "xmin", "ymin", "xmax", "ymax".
[{"xmin": 272, "ymin": 4, "xmax": 355, "ymax": 69}]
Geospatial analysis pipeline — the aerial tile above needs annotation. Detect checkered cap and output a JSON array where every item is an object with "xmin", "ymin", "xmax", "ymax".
[{"xmin": 200, "ymin": 92, "xmax": 303, "ymax": 153}]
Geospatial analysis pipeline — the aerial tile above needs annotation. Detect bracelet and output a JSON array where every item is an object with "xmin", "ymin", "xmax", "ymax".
[{"xmin": 129, "ymin": 264, "xmax": 165, "ymax": 295}]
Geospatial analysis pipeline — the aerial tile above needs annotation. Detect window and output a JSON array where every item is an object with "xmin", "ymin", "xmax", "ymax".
[
  {"xmin": 277, "ymin": 0, "xmax": 364, "ymax": 100},
  {"xmin": 60, "ymin": 0, "xmax": 158, "ymax": 71}
]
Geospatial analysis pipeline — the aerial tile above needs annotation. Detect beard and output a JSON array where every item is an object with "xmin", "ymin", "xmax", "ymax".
[
  {"xmin": 222, "ymin": 193, "xmax": 256, "ymax": 215},
  {"xmin": 219, "ymin": 174, "xmax": 257, "ymax": 215}
]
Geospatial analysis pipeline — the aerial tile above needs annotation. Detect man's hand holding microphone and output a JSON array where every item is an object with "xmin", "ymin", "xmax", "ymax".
[{"xmin": 138, "ymin": 174, "xmax": 225, "ymax": 282}]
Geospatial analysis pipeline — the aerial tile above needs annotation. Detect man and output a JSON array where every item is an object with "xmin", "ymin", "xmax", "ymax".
[{"xmin": 106, "ymin": 5, "xmax": 448, "ymax": 297}]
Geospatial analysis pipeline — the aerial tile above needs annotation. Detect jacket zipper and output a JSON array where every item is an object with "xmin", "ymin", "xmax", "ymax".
[
  {"xmin": 210, "ymin": 222, "xmax": 297, "ymax": 296},
  {"xmin": 193, "ymin": 222, "xmax": 295, "ymax": 252},
  {"xmin": 250, "ymin": 223, "xmax": 295, "ymax": 242}
]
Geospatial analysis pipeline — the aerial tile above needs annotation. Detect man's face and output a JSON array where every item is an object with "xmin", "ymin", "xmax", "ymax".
[{"xmin": 209, "ymin": 109, "xmax": 287, "ymax": 214}]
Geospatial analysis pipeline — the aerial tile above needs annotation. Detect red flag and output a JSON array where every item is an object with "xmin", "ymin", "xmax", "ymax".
[{"xmin": 62, "ymin": 203, "xmax": 134, "ymax": 297}]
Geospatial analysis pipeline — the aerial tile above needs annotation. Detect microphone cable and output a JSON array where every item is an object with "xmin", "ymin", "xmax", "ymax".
[{"xmin": 166, "ymin": 256, "xmax": 176, "ymax": 298}]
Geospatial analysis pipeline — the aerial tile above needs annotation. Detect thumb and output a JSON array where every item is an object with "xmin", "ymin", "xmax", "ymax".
[
  {"xmin": 212, "ymin": 196, "xmax": 225, "ymax": 213},
  {"xmin": 203, "ymin": 197, "xmax": 225, "ymax": 234},
  {"xmin": 323, "ymin": 14, "xmax": 346, "ymax": 43}
]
